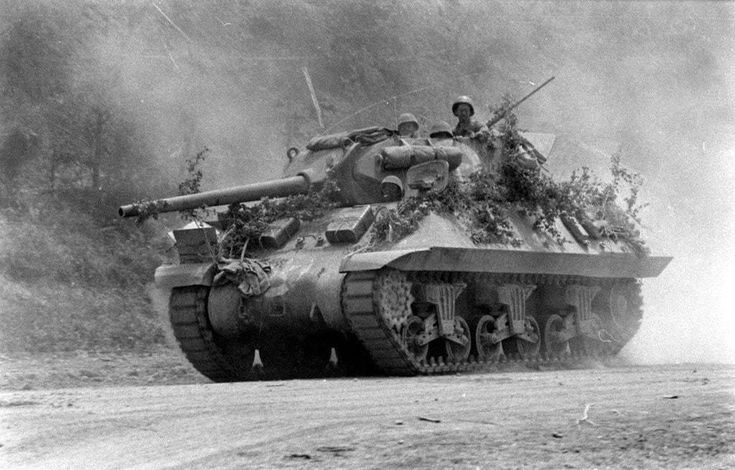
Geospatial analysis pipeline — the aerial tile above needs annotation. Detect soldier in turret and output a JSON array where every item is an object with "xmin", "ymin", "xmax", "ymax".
[
  {"xmin": 397, "ymin": 113, "xmax": 420, "ymax": 138},
  {"xmin": 452, "ymin": 95, "xmax": 489, "ymax": 141}
]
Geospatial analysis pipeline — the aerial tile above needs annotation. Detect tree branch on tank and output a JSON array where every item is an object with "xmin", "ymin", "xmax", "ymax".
[
  {"xmin": 367, "ymin": 106, "xmax": 650, "ymax": 253},
  {"xmin": 133, "ymin": 199, "xmax": 170, "ymax": 225},
  {"xmin": 178, "ymin": 147, "xmax": 210, "ymax": 221},
  {"xmin": 217, "ymin": 178, "xmax": 342, "ymax": 257}
]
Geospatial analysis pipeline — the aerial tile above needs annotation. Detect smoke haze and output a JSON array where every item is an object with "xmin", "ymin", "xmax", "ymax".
[{"xmin": 1, "ymin": 0, "xmax": 733, "ymax": 363}]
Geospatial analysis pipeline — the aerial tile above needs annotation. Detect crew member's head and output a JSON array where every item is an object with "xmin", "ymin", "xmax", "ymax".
[
  {"xmin": 429, "ymin": 121, "xmax": 454, "ymax": 140},
  {"xmin": 452, "ymin": 95, "xmax": 475, "ymax": 123},
  {"xmin": 397, "ymin": 113, "xmax": 420, "ymax": 137}
]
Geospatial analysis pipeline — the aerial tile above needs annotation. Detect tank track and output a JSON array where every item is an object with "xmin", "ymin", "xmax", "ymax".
[
  {"xmin": 169, "ymin": 286, "xmax": 239, "ymax": 382},
  {"xmin": 169, "ymin": 285, "xmax": 374, "ymax": 381},
  {"xmin": 341, "ymin": 269, "xmax": 642, "ymax": 376},
  {"xmin": 170, "ymin": 272, "xmax": 642, "ymax": 380}
]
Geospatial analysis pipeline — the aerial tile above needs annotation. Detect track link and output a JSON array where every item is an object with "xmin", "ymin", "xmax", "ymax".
[
  {"xmin": 170, "ymin": 285, "xmax": 368, "ymax": 381},
  {"xmin": 341, "ymin": 271, "xmax": 418, "ymax": 375},
  {"xmin": 169, "ymin": 286, "xmax": 239, "ymax": 382}
]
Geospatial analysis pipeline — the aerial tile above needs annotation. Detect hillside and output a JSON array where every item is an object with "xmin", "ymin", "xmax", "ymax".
[{"xmin": 0, "ymin": 208, "xmax": 171, "ymax": 352}]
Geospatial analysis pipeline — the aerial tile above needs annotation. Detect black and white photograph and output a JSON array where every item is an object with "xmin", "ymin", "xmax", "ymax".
[{"xmin": 0, "ymin": 1, "xmax": 733, "ymax": 468}]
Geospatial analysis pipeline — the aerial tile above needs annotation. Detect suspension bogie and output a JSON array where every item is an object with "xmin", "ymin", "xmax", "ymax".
[{"xmin": 343, "ymin": 269, "xmax": 644, "ymax": 374}]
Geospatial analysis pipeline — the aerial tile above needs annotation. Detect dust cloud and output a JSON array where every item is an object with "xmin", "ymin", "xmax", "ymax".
[
  {"xmin": 147, "ymin": 284, "xmax": 177, "ymax": 349},
  {"xmin": 487, "ymin": 3, "xmax": 735, "ymax": 364},
  {"xmin": 458, "ymin": 2, "xmax": 734, "ymax": 365}
]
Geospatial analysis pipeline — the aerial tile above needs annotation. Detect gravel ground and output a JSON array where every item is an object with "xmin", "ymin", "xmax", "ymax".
[
  {"xmin": 0, "ymin": 352, "xmax": 733, "ymax": 469},
  {"xmin": 0, "ymin": 347, "xmax": 208, "ymax": 391}
]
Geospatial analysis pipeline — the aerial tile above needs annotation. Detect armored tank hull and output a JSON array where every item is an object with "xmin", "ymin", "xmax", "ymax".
[{"xmin": 123, "ymin": 125, "xmax": 670, "ymax": 381}]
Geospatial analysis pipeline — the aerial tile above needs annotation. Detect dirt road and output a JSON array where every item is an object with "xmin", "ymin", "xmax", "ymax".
[{"xmin": 1, "ymin": 363, "xmax": 733, "ymax": 469}]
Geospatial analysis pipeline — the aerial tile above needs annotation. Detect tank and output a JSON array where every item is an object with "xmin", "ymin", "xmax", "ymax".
[{"xmin": 120, "ymin": 124, "xmax": 671, "ymax": 381}]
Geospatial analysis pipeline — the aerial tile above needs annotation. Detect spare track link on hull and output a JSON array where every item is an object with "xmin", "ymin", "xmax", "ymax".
[
  {"xmin": 169, "ymin": 286, "xmax": 239, "ymax": 382},
  {"xmin": 341, "ymin": 269, "xmax": 641, "ymax": 376}
]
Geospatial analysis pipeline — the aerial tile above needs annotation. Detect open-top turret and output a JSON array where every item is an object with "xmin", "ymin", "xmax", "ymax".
[{"xmin": 120, "ymin": 118, "xmax": 670, "ymax": 381}]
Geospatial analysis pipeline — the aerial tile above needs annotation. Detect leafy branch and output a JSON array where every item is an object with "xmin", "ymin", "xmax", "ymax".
[
  {"xmin": 178, "ymin": 147, "xmax": 209, "ymax": 196},
  {"xmin": 134, "ymin": 199, "xmax": 170, "ymax": 225},
  {"xmin": 217, "ymin": 178, "xmax": 342, "ymax": 257},
  {"xmin": 368, "ymin": 107, "xmax": 650, "ymax": 254},
  {"xmin": 178, "ymin": 147, "xmax": 210, "ymax": 222}
]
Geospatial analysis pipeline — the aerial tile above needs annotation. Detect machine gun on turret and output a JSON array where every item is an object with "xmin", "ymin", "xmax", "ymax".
[{"xmin": 485, "ymin": 76, "xmax": 555, "ymax": 129}]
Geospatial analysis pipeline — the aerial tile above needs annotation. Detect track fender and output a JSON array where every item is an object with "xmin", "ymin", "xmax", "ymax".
[
  {"xmin": 340, "ymin": 247, "xmax": 671, "ymax": 278},
  {"xmin": 339, "ymin": 249, "xmax": 430, "ymax": 272}
]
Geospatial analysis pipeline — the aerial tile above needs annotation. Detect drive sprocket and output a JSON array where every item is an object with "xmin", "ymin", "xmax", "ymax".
[{"xmin": 375, "ymin": 269, "xmax": 414, "ymax": 333}]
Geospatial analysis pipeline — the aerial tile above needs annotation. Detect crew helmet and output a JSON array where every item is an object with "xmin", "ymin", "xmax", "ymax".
[
  {"xmin": 452, "ymin": 95, "xmax": 475, "ymax": 116},
  {"xmin": 429, "ymin": 121, "xmax": 454, "ymax": 139},
  {"xmin": 397, "ymin": 113, "xmax": 419, "ymax": 135}
]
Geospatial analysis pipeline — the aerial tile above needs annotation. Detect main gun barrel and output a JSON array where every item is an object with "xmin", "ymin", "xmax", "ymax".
[{"xmin": 118, "ymin": 174, "xmax": 311, "ymax": 218}]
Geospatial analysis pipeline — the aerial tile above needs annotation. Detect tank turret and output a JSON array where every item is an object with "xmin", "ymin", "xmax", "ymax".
[
  {"xmin": 120, "ymin": 127, "xmax": 468, "ymax": 219},
  {"xmin": 120, "ymin": 120, "xmax": 671, "ymax": 382}
]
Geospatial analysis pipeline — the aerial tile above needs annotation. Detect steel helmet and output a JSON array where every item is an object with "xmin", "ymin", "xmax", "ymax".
[
  {"xmin": 452, "ymin": 95, "xmax": 475, "ymax": 116},
  {"xmin": 397, "ymin": 113, "xmax": 419, "ymax": 128},
  {"xmin": 397, "ymin": 113, "xmax": 419, "ymax": 136},
  {"xmin": 429, "ymin": 121, "xmax": 454, "ymax": 139}
]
